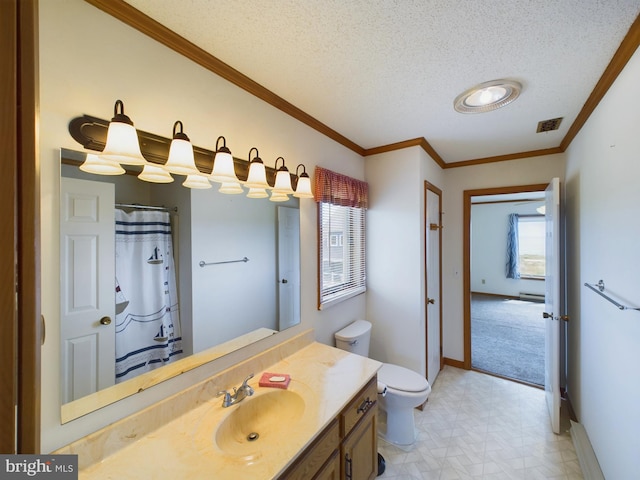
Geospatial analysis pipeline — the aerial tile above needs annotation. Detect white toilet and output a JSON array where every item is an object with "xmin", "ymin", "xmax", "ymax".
[{"xmin": 334, "ymin": 320, "xmax": 431, "ymax": 446}]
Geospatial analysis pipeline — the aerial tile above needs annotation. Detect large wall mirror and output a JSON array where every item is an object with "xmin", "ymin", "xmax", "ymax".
[{"xmin": 59, "ymin": 148, "xmax": 301, "ymax": 421}]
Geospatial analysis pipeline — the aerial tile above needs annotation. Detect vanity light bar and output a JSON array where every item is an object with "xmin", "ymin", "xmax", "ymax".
[{"xmin": 68, "ymin": 113, "xmax": 312, "ymax": 197}]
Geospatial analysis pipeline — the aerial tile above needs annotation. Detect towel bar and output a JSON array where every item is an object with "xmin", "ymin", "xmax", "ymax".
[
  {"xmin": 583, "ymin": 280, "xmax": 640, "ymax": 311},
  {"xmin": 199, "ymin": 257, "xmax": 249, "ymax": 267}
]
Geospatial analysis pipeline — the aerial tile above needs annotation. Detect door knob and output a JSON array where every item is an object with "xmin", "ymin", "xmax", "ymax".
[
  {"xmin": 542, "ymin": 312, "xmax": 553, "ymax": 319},
  {"xmin": 560, "ymin": 315, "xmax": 570, "ymax": 322},
  {"xmin": 281, "ymin": 278, "xmax": 288, "ymax": 284},
  {"xmin": 427, "ymin": 298, "xmax": 435, "ymax": 304},
  {"xmin": 99, "ymin": 316, "xmax": 112, "ymax": 326}
]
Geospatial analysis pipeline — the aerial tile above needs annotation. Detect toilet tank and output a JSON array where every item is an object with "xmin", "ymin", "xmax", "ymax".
[{"xmin": 334, "ymin": 320, "xmax": 371, "ymax": 357}]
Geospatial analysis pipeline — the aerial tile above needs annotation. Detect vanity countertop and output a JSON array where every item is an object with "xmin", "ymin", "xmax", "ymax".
[{"xmin": 76, "ymin": 342, "xmax": 381, "ymax": 479}]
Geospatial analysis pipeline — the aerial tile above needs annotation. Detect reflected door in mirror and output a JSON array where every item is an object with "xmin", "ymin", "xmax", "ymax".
[{"xmin": 60, "ymin": 177, "xmax": 116, "ymax": 402}]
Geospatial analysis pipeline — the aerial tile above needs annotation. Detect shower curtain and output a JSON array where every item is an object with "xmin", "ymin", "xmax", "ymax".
[{"xmin": 114, "ymin": 208, "xmax": 183, "ymax": 383}]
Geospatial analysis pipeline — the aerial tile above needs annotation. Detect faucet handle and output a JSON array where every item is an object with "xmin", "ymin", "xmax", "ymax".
[
  {"xmin": 216, "ymin": 389, "xmax": 232, "ymax": 407},
  {"xmin": 216, "ymin": 390, "xmax": 230, "ymax": 399},
  {"xmin": 241, "ymin": 373, "xmax": 254, "ymax": 386}
]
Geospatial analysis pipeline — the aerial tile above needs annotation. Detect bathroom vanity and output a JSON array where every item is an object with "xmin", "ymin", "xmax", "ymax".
[
  {"xmin": 55, "ymin": 331, "xmax": 382, "ymax": 479},
  {"xmin": 281, "ymin": 376, "xmax": 378, "ymax": 479}
]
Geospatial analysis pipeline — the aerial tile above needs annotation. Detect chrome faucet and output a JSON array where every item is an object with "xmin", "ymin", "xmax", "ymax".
[{"xmin": 216, "ymin": 373, "xmax": 255, "ymax": 407}]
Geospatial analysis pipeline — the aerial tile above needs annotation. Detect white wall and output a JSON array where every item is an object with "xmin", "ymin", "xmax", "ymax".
[
  {"xmin": 441, "ymin": 154, "xmax": 566, "ymax": 362},
  {"xmin": 365, "ymin": 146, "xmax": 444, "ymax": 376},
  {"xmin": 565, "ymin": 47, "xmax": 640, "ymax": 478},
  {"xmin": 39, "ymin": 0, "xmax": 365, "ymax": 452},
  {"xmin": 190, "ymin": 188, "xmax": 288, "ymax": 351},
  {"xmin": 471, "ymin": 201, "xmax": 545, "ymax": 297}
]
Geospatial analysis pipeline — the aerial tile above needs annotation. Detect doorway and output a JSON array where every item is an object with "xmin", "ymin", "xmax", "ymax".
[{"xmin": 463, "ymin": 184, "xmax": 549, "ymax": 386}]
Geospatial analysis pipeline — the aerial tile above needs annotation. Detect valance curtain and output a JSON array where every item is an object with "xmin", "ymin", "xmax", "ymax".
[
  {"xmin": 506, "ymin": 213, "xmax": 520, "ymax": 279},
  {"xmin": 314, "ymin": 166, "xmax": 369, "ymax": 208}
]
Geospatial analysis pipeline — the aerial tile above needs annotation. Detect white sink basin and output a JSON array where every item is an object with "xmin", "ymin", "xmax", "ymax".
[{"xmin": 213, "ymin": 389, "xmax": 305, "ymax": 460}]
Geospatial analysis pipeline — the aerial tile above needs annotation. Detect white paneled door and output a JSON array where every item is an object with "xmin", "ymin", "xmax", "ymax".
[
  {"xmin": 544, "ymin": 177, "xmax": 561, "ymax": 434},
  {"xmin": 60, "ymin": 177, "xmax": 115, "ymax": 403},
  {"xmin": 277, "ymin": 206, "xmax": 300, "ymax": 331},
  {"xmin": 426, "ymin": 183, "xmax": 442, "ymax": 385}
]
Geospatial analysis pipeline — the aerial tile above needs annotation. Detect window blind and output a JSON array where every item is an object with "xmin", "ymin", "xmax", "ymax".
[{"xmin": 318, "ymin": 202, "xmax": 366, "ymax": 309}]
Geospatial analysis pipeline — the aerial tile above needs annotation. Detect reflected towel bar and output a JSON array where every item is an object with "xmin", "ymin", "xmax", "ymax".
[
  {"xmin": 583, "ymin": 280, "xmax": 640, "ymax": 311},
  {"xmin": 199, "ymin": 257, "xmax": 249, "ymax": 267}
]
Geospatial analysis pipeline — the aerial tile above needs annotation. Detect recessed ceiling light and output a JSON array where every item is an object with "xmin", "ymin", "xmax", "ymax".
[{"xmin": 454, "ymin": 79, "xmax": 522, "ymax": 114}]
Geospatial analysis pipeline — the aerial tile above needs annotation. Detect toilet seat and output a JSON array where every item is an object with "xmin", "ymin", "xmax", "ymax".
[{"xmin": 378, "ymin": 363, "xmax": 429, "ymax": 392}]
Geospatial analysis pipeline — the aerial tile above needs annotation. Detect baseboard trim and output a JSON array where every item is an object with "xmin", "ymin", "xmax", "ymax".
[
  {"xmin": 570, "ymin": 420, "xmax": 605, "ymax": 480},
  {"xmin": 470, "ymin": 291, "xmax": 520, "ymax": 300},
  {"xmin": 443, "ymin": 357, "xmax": 465, "ymax": 369}
]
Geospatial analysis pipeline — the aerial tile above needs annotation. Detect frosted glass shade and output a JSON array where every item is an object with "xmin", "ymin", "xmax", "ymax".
[
  {"xmin": 245, "ymin": 161, "xmax": 269, "ymax": 189},
  {"xmin": 100, "ymin": 122, "xmax": 147, "ymax": 165},
  {"xmin": 164, "ymin": 138, "xmax": 200, "ymax": 175},
  {"xmin": 183, "ymin": 174, "xmax": 212, "ymax": 189},
  {"xmin": 272, "ymin": 170, "xmax": 294, "ymax": 194},
  {"xmin": 247, "ymin": 187, "xmax": 268, "ymax": 198},
  {"xmin": 293, "ymin": 174, "xmax": 314, "ymax": 198},
  {"xmin": 79, "ymin": 153, "xmax": 125, "ymax": 175},
  {"xmin": 269, "ymin": 191, "xmax": 289, "ymax": 202},
  {"xmin": 210, "ymin": 151, "xmax": 239, "ymax": 183},
  {"xmin": 218, "ymin": 182, "xmax": 244, "ymax": 194},
  {"xmin": 138, "ymin": 164, "xmax": 173, "ymax": 183}
]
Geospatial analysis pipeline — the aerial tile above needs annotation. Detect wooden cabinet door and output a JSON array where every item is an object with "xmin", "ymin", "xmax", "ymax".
[
  {"xmin": 341, "ymin": 410, "xmax": 377, "ymax": 480},
  {"xmin": 314, "ymin": 450, "xmax": 340, "ymax": 480}
]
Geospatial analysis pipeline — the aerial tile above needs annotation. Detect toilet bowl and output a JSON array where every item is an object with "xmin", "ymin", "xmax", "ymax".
[
  {"xmin": 377, "ymin": 363, "xmax": 431, "ymax": 445},
  {"xmin": 334, "ymin": 320, "xmax": 431, "ymax": 446}
]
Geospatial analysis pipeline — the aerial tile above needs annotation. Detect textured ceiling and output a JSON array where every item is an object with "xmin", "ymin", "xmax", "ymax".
[{"xmin": 122, "ymin": 0, "xmax": 640, "ymax": 163}]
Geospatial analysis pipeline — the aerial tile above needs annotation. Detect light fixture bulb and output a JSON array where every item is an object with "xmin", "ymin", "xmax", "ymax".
[
  {"xmin": 293, "ymin": 164, "xmax": 314, "ymax": 198},
  {"xmin": 218, "ymin": 182, "xmax": 244, "ymax": 194},
  {"xmin": 138, "ymin": 163, "xmax": 174, "ymax": 183},
  {"xmin": 247, "ymin": 187, "xmax": 268, "ymax": 198},
  {"xmin": 79, "ymin": 153, "xmax": 125, "ymax": 175},
  {"xmin": 164, "ymin": 121, "xmax": 200, "ymax": 176},
  {"xmin": 269, "ymin": 191, "xmax": 289, "ymax": 202},
  {"xmin": 183, "ymin": 174, "xmax": 212, "ymax": 189},
  {"xmin": 244, "ymin": 147, "xmax": 270, "ymax": 189},
  {"xmin": 100, "ymin": 100, "xmax": 147, "ymax": 165},
  {"xmin": 210, "ymin": 136, "xmax": 239, "ymax": 183},
  {"xmin": 272, "ymin": 157, "xmax": 294, "ymax": 194}
]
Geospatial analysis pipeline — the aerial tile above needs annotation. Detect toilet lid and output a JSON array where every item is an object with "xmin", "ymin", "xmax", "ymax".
[{"xmin": 378, "ymin": 364, "xmax": 430, "ymax": 393}]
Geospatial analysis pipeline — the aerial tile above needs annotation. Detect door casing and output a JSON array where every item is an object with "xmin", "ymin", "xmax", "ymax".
[{"xmin": 424, "ymin": 181, "xmax": 443, "ymax": 383}]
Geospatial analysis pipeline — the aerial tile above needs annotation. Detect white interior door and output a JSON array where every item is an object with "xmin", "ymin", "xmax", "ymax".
[
  {"xmin": 60, "ymin": 177, "xmax": 115, "ymax": 403},
  {"xmin": 544, "ymin": 177, "xmax": 561, "ymax": 433},
  {"xmin": 426, "ymin": 186, "xmax": 442, "ymax": 385},
  {"xmin": 277, "ymin": 206, "xmax": 300, "ymax": 331}
]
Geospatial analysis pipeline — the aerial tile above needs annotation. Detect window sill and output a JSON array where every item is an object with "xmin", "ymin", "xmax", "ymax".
[
  {"xmin": 318, "ymin": 287, "xmax": 366, "ymax": 310},
  {"xmin": 520, "ymin": 275, "xmax": 545, "ymax": 281}
]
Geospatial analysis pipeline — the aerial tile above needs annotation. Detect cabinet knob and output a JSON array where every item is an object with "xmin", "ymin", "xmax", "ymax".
[{"xmin": 427, "ymin": 298, "xmax": 435, "ymax": 304}]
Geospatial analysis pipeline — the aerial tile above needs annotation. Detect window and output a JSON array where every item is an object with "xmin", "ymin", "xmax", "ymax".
[
  {"xmin": 315, "ymin": 167, "xmax": 368, "ymax": 309},
  {"xmin": 319, "ymin": 203, "xmax": 366, "ymax": 307},
  {"xmin": 517, "ymin": 215, "xmax": 545, "ymax": 278}
]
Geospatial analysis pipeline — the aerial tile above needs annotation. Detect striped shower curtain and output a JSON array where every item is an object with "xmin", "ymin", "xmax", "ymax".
[{"xmin": 114, "ymin": 209, "xmax": 183, "ymax": 383}]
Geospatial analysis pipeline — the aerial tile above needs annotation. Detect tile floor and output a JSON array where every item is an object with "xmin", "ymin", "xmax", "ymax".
[{"xmin": 377, "ymin": 366, "xmax": 583, "ymax": 479}]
